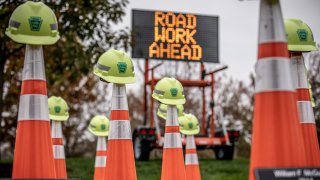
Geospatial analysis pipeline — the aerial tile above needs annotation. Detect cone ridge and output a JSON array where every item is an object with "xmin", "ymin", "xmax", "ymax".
[
  {"xmin": 161, "ymin": 105, "xmax": 186, "ymax": 180},
  {"xmin": 249, "ymin": 1, "xmax": 307, "ymax": 179},
  {"xmin": 105, "ymin": 84, "xmax": 137, "ymax": 180},
  {"xmin": 12, "ymin": 45, "xmax": 56, "ymax": 179},
  {"xmin": 291, "ymin": 55, "xmax": 320, "ymax": 166}
]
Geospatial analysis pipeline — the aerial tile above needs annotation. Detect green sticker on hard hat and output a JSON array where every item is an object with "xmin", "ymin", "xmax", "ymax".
[
  {"xmin": 170, "ymin": 88, "xmax": 178, "ymax": 97},
  {"xmin": 188, "ymin": 122, "xmax": 193, "ymax": 129},
  {"xmin": 297, "ymin": 29, "xmax": 308, "ymax": 41},
  {"xmin": 100, "ymin": 124, "xmax": 106, "ymax": 130},
  {"xmin": 117, "ymin": 62, "xmax": 127, "ymax": 73},
  {"xmin": 54, "ymin": 106, "xmax": 61, "ymax": 113},
  {"xmin": 28, "ymin": 16, "xmax": 42, "ymax": 31}
]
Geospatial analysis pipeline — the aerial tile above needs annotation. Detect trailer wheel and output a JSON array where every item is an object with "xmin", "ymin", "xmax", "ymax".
[
  {"xmin": 214, "ymin": 145, "xmax": 234, "ymax": 160},
  {"xmin": 134, "ymin": 136, "xmax": 150, "ymax": 161}
]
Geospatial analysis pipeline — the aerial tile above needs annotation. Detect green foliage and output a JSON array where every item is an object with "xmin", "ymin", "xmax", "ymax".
[{"xmin": 0, "ymin": 0, "xmax": 130, "ymax": 157}]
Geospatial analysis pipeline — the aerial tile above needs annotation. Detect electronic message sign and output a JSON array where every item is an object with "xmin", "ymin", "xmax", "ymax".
[{"xmin": 132, "ymin": 10, "xmax": 219, "ymax": 63}]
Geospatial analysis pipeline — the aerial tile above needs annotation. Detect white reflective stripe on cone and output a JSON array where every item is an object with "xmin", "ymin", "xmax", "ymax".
[
  {"xmin": 291, "ymin": 56, "xmax": 308, "ymax": 89},
  {"xmin": 164, "ymin": 133, "xmax": 182, "ymax": 148},
  {"xmin": 185, "ymin": 154, "xmax": 199, "ymax": 165},
  {"xmin": 95, "ymin": 156, "xmax": 107, "ymax": 167},
  {"xmin": 51, "ymin": 121, "xmax": 63, "ymax": 138},
  {"xmin": 53, "ymin": 145, "xmax": 65, "ymax": 159},
  {"xmin": 297, "ymin": 101, "xmax": 315, "ymax": 124},
  {"xmin": 186, "ymin": 135, "xmax": 196, "ymax": 149},
  {"xmin": 22, "ymin": 45, "xmax": 46, "ymax": 81},
  {"xmin": 255, "ymin": 58, "xmax": 295, "ymax": 93},
  {"xmin": 97, "ymin": 137, "xmax": 107, "ymax": 151},
  {"xmin": 111, "ymin": 95, "xmax": 128, "ymax": 110},
  {"xmin": 18, "ymin": 94, "xmax": 50, "ymax": 121},
  {"xmin": 111, "ymin": 84, "xmax": 128, "ymax": 110},
  {"xmin": 108, "ymin": 120, "xmax": 132, "ymax": 140},
  {"xmin": 258, "ymin": 0, "xmax": 286, "ymax": 44},
  {"xmin": 166, "ymin": 105, "xmax": 179, "ymax": 126}
]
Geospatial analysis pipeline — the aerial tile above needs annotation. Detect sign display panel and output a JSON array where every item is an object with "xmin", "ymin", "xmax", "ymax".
[{"xmin": 132, "ymin": 10, "xmax": 219, "ymax": 63}]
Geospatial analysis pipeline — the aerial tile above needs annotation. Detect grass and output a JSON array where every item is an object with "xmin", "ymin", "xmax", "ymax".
[
  {"xmin": 1, "ymin": 158, "xmax": 249, "ymax": 180},
  {"xmin": 66, "ymin": 158, "xmax": 249, "ymax": 180}
]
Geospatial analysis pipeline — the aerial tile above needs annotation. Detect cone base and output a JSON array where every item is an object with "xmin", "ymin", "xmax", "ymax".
[
  {"xmin": 105, "ymin": 140, "xmax": 136, "ymax": 180},
  {"xmin": 250, "ymin": 92, "xmax": 306, "ymax": 180},
  {"xmin": 161, "ymin": 148, "xmax": 186, "ymax": 180},
  {"xmin": 301, "ymin": 124, "xmax": 320, "ymax": 166},
  {"xmin": 186, "ymin": 165, "xmax": 201, "ymax": 180},
  {"xmin": 94, "ymin": 167, "xmax": 105, "ymax": 180},
  {"xmin": 54, "ymin": 159, "xmax": 67, "ymax": 179},
  {"xmin": 12, "ymin": 121, "xmax": 56, "ymax": 178}
]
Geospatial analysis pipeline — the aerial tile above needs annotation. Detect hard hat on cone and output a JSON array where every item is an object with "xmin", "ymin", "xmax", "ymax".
[
  {"xmin": 88, "ymin": 115, "xmax": 110, "ymax": 137},
  {"xmin": 94, "ymin": 49, "xmax": 136, "ymax": 84},
  {"xmin": 5, "ymin": 1, "xmax": 60, "ymax": 45},
  {"xmin": 48, "ymin": 96, "xmax": 69, "ymax": 121},
  {"xmin": 285, "ymin": 19, "xmax": 317, "ymax": 52},
  {"xmin": 178, "ymin": 113, "xmax": 200, "ymax": 135},
  {"xmin": 157, "ymin": 103, "xmax": 184, "ymax": 120},
  {"xmin": 152, "ymin": 77, "xmax": 185, "ymax": 105}
]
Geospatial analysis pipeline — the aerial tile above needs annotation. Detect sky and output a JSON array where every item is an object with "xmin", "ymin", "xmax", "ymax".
[{"xmin": 120, "ymin": 0, "xmax": 320, "ymax": 83}]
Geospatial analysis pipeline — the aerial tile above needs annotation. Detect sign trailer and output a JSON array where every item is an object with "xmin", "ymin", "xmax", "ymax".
[{"xmin": 131, "ymin": 10, "xmax": 239, "ymax": 162}]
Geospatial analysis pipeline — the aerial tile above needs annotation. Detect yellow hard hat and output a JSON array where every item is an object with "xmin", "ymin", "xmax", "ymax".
[
  {"xmin": 157, "ymin": 103, "xmax": 185, "ymax": 120},
  {"xmin": 94, "ymin": 49, "xmax": 136, "ymax": 84},
  {"xmin": 285, "ymin": 19, "xmax": 317, "ymax": 52},
  {"xmin": 152, "ymin": 77, "xmax": 185, "ymax": 105},
  {"xmin": 48, "ymin": 96, "xmax": 69, "ymax": 121},
  {"xmin": 88, "ymin": 115, "xmax": 110, "ymax": 137},
  {"xmin": 5, "ymin": 1, "xmax": 60, "ymax": 45},
  {"xmin": 178, "ymin": 113, "xmax": 200, "ymax": 135}
]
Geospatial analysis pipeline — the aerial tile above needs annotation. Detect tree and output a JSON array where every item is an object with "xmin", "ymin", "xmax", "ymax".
[
  {"xmin": 307, "ymin": 50, "xmax": 320, "ymax": 144},
  {"xmin": 214, "ymin": 74, "xmax": 254, "ymax": 158},
  {"xmin": 0, "ymin": 0, "xmax": 130, "ymax": 158}
]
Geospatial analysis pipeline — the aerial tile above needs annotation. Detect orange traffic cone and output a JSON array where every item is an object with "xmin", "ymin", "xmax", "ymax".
[
  {"xmin": 12, "ymin": 45, "xmax": 56, "ymax": 178},
  {"xmin": 249, "ymin": 0, "xmax": 307, "ymax": 179},
  {"xmin": 94, "ymin": 137, "xmax": 108, "ymax": 180},
  {"xmin": 185, "ymin": 135, "xmax": 201, "ymax": 180},
  {"xmin": 162, "ymin": 105, "xmax": 186, "ymax": 180},
  {"xmin": 51, "ymin": 121, "xmax": 67, "ymax": 179},
  {"xmin": 291, "ymin": 54, "xmax": 320, "ymax": 166},
  {"xmin": 105, "ymin": 84, "xmax": 137, "ymax": 180}
]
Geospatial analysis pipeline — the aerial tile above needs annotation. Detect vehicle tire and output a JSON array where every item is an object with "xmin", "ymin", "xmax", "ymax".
[
  {"xmin": 214, "ymin": 145, "xmax": 234, "ymax": 160},
  {"xmin": 133, "ymin": 135, "xmax": 150, "ymax": 161}
]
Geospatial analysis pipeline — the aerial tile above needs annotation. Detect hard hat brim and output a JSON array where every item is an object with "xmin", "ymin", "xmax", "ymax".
[
  {"xmin": 105, "ymin": 76, "xmax": 136, "ymax": 84},
  {"xmin": 5, "ymin": 31, "xmax": 60, "ymax": 45},
  {"xmin": 157, "ymin": 111, "xmax": 166, "ymax": 120},
  {"xmin": 180, "ymin": 128, "xmax": 200, "ymax": 135},
  {"xmin": 88, "ymin": 128, "xmax": 109, "ymax": 137},
  {"xmin": 50, "ymin": 114, "xmax": 69, "ymax": 121},
  {"xmin": 94, "ymin": 71, "xmax": 136, "ymax": 84},
  {"xmin": 157, "ymin": 111, "xmax": 184, "ymax": 121},
  {"xmin": 151, "ymin": 93, "xmax": 160, "ymax": 101},
  {"xmin": 288, "ymin": 44, "xmax": 318, "ymax": 52},
  {"xmin": 154, "ymin": 98, "xmax": 186, "ymax": 105}
]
